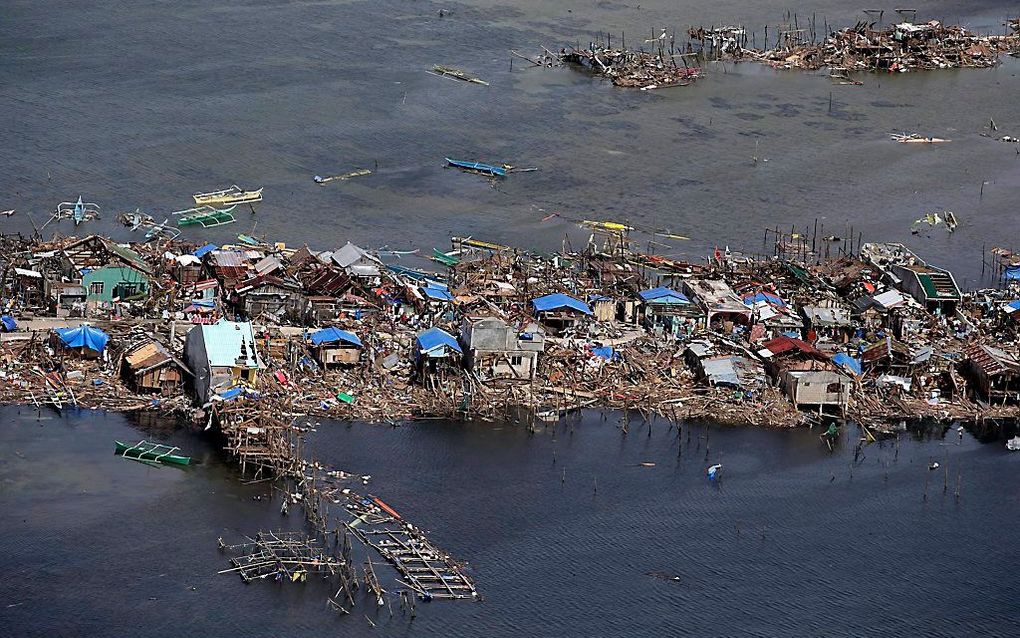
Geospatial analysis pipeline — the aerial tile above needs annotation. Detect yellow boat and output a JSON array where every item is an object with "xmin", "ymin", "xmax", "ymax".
[
  {"xmin": 193, "ymin": 185, "xmax": 263, "ymax": 206},
  {"xmin": 450, "ymin": 236, "xmax": 510, "ymax": 252},
  {"xmin": 582, "ymin": 220, "xmax": 633, "ymax": 233}
]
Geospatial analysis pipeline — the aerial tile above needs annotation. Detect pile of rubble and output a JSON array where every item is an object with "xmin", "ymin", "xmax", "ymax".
[{"xmin": 559, "ymin": 46, "xmax": 701, "ymax": 89}]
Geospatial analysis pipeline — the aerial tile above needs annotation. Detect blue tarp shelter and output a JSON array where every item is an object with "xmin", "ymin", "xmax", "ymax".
[
  {"xmin": 1, "ymin": 316, "xmax": 16, "ymax": 332},
  {"xmin": 193, "ymin": 244, "xmax": 218, "ymax": 258},
  {"xmin": 532, "ymin": 293, "xmax": 592, "ymax": 315},
  {"xmin": 309, "ymin": 327, "xmax": 363, "ymax": 348},
  {"xmin": 639, "ymin": 287, "xmax": 690, "ymax": 304},
  {"xmin": 591, "ymin": 346, "xmax": 621, "ymax": 361},
  {"xmin": 55, "ymin": 325, "xmax": 109, "ymax": 353},
  {"xmin": 421, "ymin": 284, "xmax": 455, "ymax": 302},
  {"xmin": 1005, "ymin": 266, "xmax": 1020, "ymax": 281},
  {"xmin": 832, "ymin": 352, "xmax": 862, "ymax": 376},
  {"xmin": 415, "ymin": 327, "xmax": 462, "ymax": 358},
  {"xmin": 742, "ymin": 291, "xmax": 786, "ymax": 307}
]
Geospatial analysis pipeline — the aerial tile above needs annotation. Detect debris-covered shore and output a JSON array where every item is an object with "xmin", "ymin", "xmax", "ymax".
[
  {"xmin": 552, "ymin": 16, "xmax": 1020, "ymax": 89},
  {"xmin": 3, "ymin": 222, "xmax": 1020, "ymax": 438}
]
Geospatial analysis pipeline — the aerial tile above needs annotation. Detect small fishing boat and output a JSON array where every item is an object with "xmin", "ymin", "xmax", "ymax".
[
  {"xmin": 314, "ymin": 169, "xmax": 371, "ymax": 185},
  {"xmin": 173, "ymin": 204, "xmax": 238, "ymax": 228},
  {"xmin": 193, "ymin": 185, "xmax": 263, "ymax": 206},
  {"xmin": 115, "ymin": 440, "xmax": 191, "ymax": 466},
  {"xmin": 55, "ymin": 196, "xmax": 101, "ymax": 226},
  {"xmin": 144, "ymin": 218, "xmax": 181, "ymax": 241},
  {"xmin": 1007, "ymin": 436, "xmax": 1020, "ymax": 452},
  {"xmin": 582, "ymin": 220, "xmax": 634, "ymax": 233},
  {"xmin": 891, "ymin": 133, "xmax": 951, "ymax": 144},
  {"xmin": 430, "ymin": 65, "xmax": 489, "ymax": 85},
  {"xmin": 445, "ymin": 157, "xmax": 506, "ymax": 177},
  {"xmin": 0, "ymin": 209, "xmax": 15, "ymax": 217}
]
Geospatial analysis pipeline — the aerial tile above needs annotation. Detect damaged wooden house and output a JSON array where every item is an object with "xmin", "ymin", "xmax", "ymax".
[
  {"xmin": 460, "ymin": 315, "xmax": 545, "ymax": 381},
  {"xmin": 121, "ymin": 338, "xmax": 192, "ymax": 394}
]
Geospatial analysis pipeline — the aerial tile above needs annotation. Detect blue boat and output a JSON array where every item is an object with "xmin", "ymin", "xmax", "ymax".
[{"xmin": 445, "ymin": 157, "xmax": 507, "ymax": 177}]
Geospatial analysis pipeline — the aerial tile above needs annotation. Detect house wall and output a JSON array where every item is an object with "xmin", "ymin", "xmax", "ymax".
[
  {"xmin": 782, "ymin": 371, "xmax": 850, "ymax": 407},
  {"xmin": 83, "ymin": 266, "xmax": 149, "ymax": 302},
  {"xmin": 184, "ymin": 326, "xmax": 212, "ymax": 403}
]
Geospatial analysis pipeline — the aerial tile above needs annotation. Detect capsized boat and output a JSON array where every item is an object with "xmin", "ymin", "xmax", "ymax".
[
  {"xmin": 430, "ymin": 65, "xmax": 489, "ymax": 85},
  {"xmin": 314, "ymin": 169, "xmax": 371, "ymax": 185},
  {"xmin": 445, "ymin": 157, "xmax": 506, "ymax": 177},
  {"xmin": 115, "ymin": 440, "xmax": 191, "ymax": 466},
  {"xmin": 193, "ymin": 185, "xmax": 263, "ymax": 206}
]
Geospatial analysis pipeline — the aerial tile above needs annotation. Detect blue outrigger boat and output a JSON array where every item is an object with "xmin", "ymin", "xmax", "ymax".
[{"xmin": 445, "ymin": 158, "xmax": 507, "ymax": 178}]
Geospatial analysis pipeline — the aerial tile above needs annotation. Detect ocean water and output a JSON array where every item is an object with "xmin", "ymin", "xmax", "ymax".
[
  {"xmin": 3, "ymin": 2, "xmax": 1020, "ymax": 635},
  {"xmin": 1, "ymin": 0, "xmax": 1019, "ymax": 284},
  {"xmin": 1, "ymin": 407, "xmax": 1018, "ymax": 637}
]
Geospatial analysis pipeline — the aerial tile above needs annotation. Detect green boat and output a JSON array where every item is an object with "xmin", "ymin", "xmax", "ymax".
[{"xmin": 115, "ymin": 440, "xmax": 191, "ymax": 466}]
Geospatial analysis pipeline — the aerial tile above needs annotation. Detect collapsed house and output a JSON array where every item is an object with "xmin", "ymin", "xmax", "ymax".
[
  {"xmin": 962, "ymin": 344, "xmax": 1020, "ymax": 405},
  {"xmin": 121, "ymin": 338, "xmax": 191, "ymax": 394},
  {"xmin": 759, "ymin": 336, "xmax": 850, "ymax": 412}
]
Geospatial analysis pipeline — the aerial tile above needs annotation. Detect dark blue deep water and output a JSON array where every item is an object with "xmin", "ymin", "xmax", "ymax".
[{"xmin": 2, "ymin": 407, "xmax": 1018, "ymax": 637}]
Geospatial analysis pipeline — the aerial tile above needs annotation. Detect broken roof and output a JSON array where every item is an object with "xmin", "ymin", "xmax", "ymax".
[
  {"xmin": 532, "ymin": 293, "xmax": 593, "ymax": 315},
  {"xmin": 965, "ymin": 344, "xmax": 1020, "ymax": 377}
]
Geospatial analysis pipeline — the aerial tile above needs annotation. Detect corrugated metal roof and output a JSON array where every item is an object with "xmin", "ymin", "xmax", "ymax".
[{"xmin": 195, "ymin": 320, "xmax": 264, "ymax": 369}]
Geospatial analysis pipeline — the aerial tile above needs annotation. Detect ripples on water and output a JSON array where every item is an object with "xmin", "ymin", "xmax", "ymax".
[{"xmin": 2, "ymin": 407, "xmax": 1018, "ymax": 636}]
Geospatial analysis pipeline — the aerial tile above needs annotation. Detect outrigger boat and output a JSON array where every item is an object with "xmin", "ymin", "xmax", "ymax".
[
  {"xmin": 55, "ymin": 196, "xmax": 101, "ymax": 227},
  {"xmin": 144, "ymin": 218, "xmax": 181, "ymax": 241},
  {"xmin": 445, "ymin": 157, "xmax": 507, "ymax": 177},
  {"xmin": 193, "ymin": 185, "xmax": 263, "ymax": 206},
  {"xmin": 115, "ymin": 440, "xmax": 191, "ymax": 466},
  {"xmin": 582, "ymin": 220, "xmax": 634, "ymax": 233},
  {"xmin": 0, "ymin": 209, "xmax": 15, "ymax": 217},
  {"xmin": 173, "ymin": 204, "xmax": 238, "ymax": 228}
]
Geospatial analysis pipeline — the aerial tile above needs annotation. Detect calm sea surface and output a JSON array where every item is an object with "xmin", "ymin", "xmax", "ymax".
[
  {"xmin": 2, "ymin": 0, "xmax": 1019, "ymax": 283},
  {"xmin": 1, "ymin": 407, "xmax": 1018, "ymax": 637},
  {"xmin": 3, "ymin": 1, "xmax": 1020, "ymax": 636}
]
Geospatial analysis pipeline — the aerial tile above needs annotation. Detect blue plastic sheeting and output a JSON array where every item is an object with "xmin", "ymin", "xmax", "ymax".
[
  {"xmin": 421, "ymin": 285, "xmax": 454, "ymax": 302},
  {"xmin": 415, "ymin": 327, "xmax": 462, "ymax": 355},
  {"xmin": 1005, "ymin": 266, "xmax": 1020, "ymax": 280},
  {"xmin": 742, "ymin": 291, "xmax": 786, "ymax": 307},
  {"xmin": 832, "ymin": 352, "xmax": 862, "ymax": 376},
  {"xmin": 55, "ymin": 325, "xmax": 109, "ymax": 353},
  {"xmin": 309, "ymin": 327, "xmax": 363, "ymax": 347},
  {"xmin": 1008, "ymin": 300, "xmax": 1020, "ymax": 311},
  {"xmin": 591, "ymin": 346, "xmax": 621, "ymax": 361},
  {"xmin": 1, "ymin": 315, "xmax": 16, "ymax": 332},
  {"xmin": 638, "ymin": 287, "xmax": 690, "ymax": 304},
  {"xmin": 588, "ymin": 294, "xmax": 612, "ymax": 302},
  {"xmin": 531, "ymin": 293, "xmax": 592, "ymax": 315},
  {"xmin": 193, "ymin": 244, "xmax": 218, "ymax": 258}
]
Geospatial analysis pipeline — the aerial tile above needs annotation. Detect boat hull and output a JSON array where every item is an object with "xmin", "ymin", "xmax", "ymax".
[{"xmin": 115, "ymin": 440, "xmax": 191, "ymax": 466}]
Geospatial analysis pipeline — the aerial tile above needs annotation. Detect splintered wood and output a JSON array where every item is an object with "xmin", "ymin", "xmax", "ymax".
[{"xmin": 213, "ymin": 396, "xmax": 478, "ymax": 604}]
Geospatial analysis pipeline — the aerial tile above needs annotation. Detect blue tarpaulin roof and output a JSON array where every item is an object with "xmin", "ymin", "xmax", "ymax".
[
  {"xmin": 1005, "ymin": 266, "xmax": 1020, "ymax": 280},
  {"xmin": 421, "ymin": 285, "xmax": 454, "ymax": 302},
  {"xmin": 415, "ymin": 327, "xmax": 462, "ymax": 355},
  {"xmin": 743, "ymin": 291, "xmax": 787, "ymax": 307},
  {"xmin": 639, "ymin": 287, "xmax": 690, "ymax": 304},
  {"xmin": 56, "ymin": 325, "xmax": 109, "ymax": 353},
  {"xmin": 193, "ymin": 244, "xmax": 218, "ymax": 258},
  {"xmin": 532, "ymin": 293, "xmax": 592, "ymax": 315},
  {"xmin": 1008, "ymin": 300, "xmax": 1020, "ymax": 311},
  {"xmin": 832, "ymin": 353, "xmax": 862, "ymax": 376},
  {"xmin": 309, "ymin": 327, "xmax": 363, "ymax": 347},
  {"xmin": 1, "ymin": 316, "xmax": 16, "ymax": 331}
]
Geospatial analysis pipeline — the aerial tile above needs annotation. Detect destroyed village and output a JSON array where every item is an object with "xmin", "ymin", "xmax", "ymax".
[{"xmin": 3, "ymin": 3, "xmax": 1019, "ymax": 637}]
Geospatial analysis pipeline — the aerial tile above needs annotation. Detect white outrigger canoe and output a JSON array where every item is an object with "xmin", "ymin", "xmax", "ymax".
[{"xmin": 193, "ymin": 185, "xmax": 263, "ymax": 206}]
